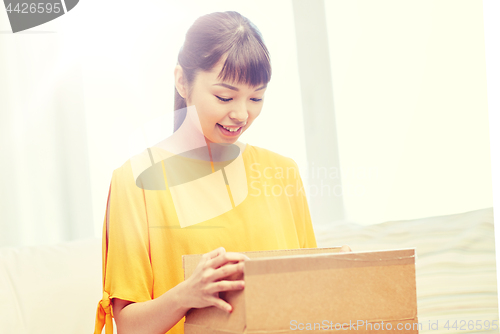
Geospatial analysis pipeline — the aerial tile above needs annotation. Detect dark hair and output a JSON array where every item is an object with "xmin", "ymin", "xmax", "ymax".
[{"xmin": 174, "ymin": 11, "xmax": 272, "ymax": 132}]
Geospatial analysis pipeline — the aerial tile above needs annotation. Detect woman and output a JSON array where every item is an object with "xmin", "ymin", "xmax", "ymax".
[{"xmin": 94, "ymin": 11, "xmax": 318, "ymax": 334}]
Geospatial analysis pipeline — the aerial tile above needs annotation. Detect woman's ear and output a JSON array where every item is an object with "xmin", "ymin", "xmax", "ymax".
[{"xmin": 174, "ymin": 65, "xmax": 188, "ymax": 99}]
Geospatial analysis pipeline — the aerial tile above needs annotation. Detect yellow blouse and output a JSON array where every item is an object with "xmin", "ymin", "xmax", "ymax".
[{"xmin": 93, "ymin": 143, "xmax": 317, "ymax": 334}]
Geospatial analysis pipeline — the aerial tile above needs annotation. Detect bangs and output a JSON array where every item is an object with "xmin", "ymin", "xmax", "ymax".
[{"xmin": 216, "ymin": 30, "xmax": 272, "ymax": 88}]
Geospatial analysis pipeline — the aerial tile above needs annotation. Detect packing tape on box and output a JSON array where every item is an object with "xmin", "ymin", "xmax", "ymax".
[{"xmin": 244, "ymin": 250, "xmax": 416, "ymax": 275}]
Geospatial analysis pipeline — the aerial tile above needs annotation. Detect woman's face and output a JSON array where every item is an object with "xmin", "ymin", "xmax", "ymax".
[{"xmin": 176, "ymin": 60, "xmax": 267, "ymax": 144}]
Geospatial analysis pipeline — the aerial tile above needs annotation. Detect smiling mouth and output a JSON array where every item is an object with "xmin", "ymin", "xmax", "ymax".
[
  {"xmin": 218, "ymin": 124, "xmax": 242, "ymax": 132},
  {"xmin": 217, "ymin": 123, "xmax": 244, "ymax": 136}
]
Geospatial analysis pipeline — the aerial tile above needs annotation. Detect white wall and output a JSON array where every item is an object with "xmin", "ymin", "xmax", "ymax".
[
  {"xmin": 2, "ymin": 0, "xmax": 499, "ymax": 245},
  {"xmin": 0, "ymin": 11, "xmax": 94, "ymax": 247},
  {"xmin": 483, "ymin": 0, "xmax": 500, "ymax": 321},
  {"xmin": 324, "ymin": 0, "xmax": 493, "ymax": 225}
]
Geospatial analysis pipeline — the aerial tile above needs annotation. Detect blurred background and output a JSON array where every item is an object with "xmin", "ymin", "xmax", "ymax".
[
  {"xmin": 1, "ymin": 1, "xmax": 500, "ymax": 332},
  {"xmin": 0, "ymin": 0, "xmax": 496, "ymax": 245}
]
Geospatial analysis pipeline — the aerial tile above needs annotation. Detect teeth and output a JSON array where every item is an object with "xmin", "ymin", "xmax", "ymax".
[{"xmin": 222, "ymin": 125, "xmax": 239, "ymax": 132}]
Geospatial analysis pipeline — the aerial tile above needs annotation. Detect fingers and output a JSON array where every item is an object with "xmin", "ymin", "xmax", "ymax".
[
  {"xmin": 207, "ymin": 295, "xmax": 234, "ymax": 313},
  {"xmin": 210, "ymin": 261, "xmax": 245, "ymax": 282},
  {"xmin": 208, "ymin": 251, "xmax": 250, "ymax": 270},
  {"xmin": 204, "ymin": 279, "xmax": 245, "ymax": 296},
  {"xmin": 203, "ymin": 280, "xmax": 245, "ymax": 313},
  {"xmin": 340, "ymin": 245, "xmax": 352, "ymax": 253},
  {"xmin": 189, "ymin": 248, "xmax": 250, "ymax": 313},
  {"xmin": 197, "ymin": 248, "xmax": 248, "ymax": 288},
  {"xmin": 203, "ymin": 247, "xmax": 226, "ymax": 260}
]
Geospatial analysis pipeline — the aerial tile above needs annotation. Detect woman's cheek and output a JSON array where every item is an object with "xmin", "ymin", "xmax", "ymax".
[{"xmin": 251, "ymin": 109, "xmax": 262, "ymax": 120}]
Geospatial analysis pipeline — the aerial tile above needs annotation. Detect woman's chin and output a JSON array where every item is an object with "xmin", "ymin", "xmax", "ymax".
[{"xmin": 204, "ymin": 134, "xmax": 238, "ymax": 145}]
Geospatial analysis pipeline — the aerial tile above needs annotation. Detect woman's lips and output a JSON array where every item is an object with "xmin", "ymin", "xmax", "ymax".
[{"xmin": 217, "ymin": 123, "xmax": 243, "ymax": 136}]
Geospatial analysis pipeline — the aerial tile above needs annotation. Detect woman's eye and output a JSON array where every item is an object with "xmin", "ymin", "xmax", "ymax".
[
  {"xmin": 216, "ymin": 96, "xmax": 232, "ymax": 102},
  {"xmin": 215, "ymin": 96, "xmax": 263, "ymax": 102}
]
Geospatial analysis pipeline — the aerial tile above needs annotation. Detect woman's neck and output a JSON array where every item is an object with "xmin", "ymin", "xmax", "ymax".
[{"xmin": 204, "ymin": 138, "xmax": 246, "ymax": 162}]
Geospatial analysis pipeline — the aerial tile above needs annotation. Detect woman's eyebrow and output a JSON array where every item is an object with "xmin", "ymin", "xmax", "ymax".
[{"xmin": 212, "ymin": 83, "xmax": 267, "ymax": 91}]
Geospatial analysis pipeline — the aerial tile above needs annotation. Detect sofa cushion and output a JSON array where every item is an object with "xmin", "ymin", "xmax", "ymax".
[{"xmin": 0, "ymin": 237, "xmax": 103, "ymax": 334}]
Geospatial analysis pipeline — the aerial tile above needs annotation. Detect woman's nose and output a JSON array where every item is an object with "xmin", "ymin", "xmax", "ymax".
[{"xmin": 229, "ymin": 102, "xmax": 248, "ymax": 123}]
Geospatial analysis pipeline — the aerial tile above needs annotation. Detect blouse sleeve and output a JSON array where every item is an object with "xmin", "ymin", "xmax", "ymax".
[
  {"xmin": 289, "ymin": 159, "xmax": 318, "ymax": 249},
  {"xmin": 94, "ymin": 163, "xmax": 153, "ymax": 334}
]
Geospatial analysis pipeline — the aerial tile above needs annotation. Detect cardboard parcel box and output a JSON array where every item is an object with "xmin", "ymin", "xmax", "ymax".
[{"xmin": 183, "ymin": 247, "xmax": 418, "ymax": 333}]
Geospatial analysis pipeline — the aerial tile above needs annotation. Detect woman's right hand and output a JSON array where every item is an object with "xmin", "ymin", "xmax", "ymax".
[{"xmin": 179, "ymin": 247, "xmax": 250, "ymax": 313}]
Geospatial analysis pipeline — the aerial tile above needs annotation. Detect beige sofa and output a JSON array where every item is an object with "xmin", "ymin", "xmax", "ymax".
[
  {"xmin": 1, "ymin": 208, "xmax": 497, "ymax": 334},
  {"xmin": 0, "ymin": 237, "xmax": 108, "ymax": 334}
]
